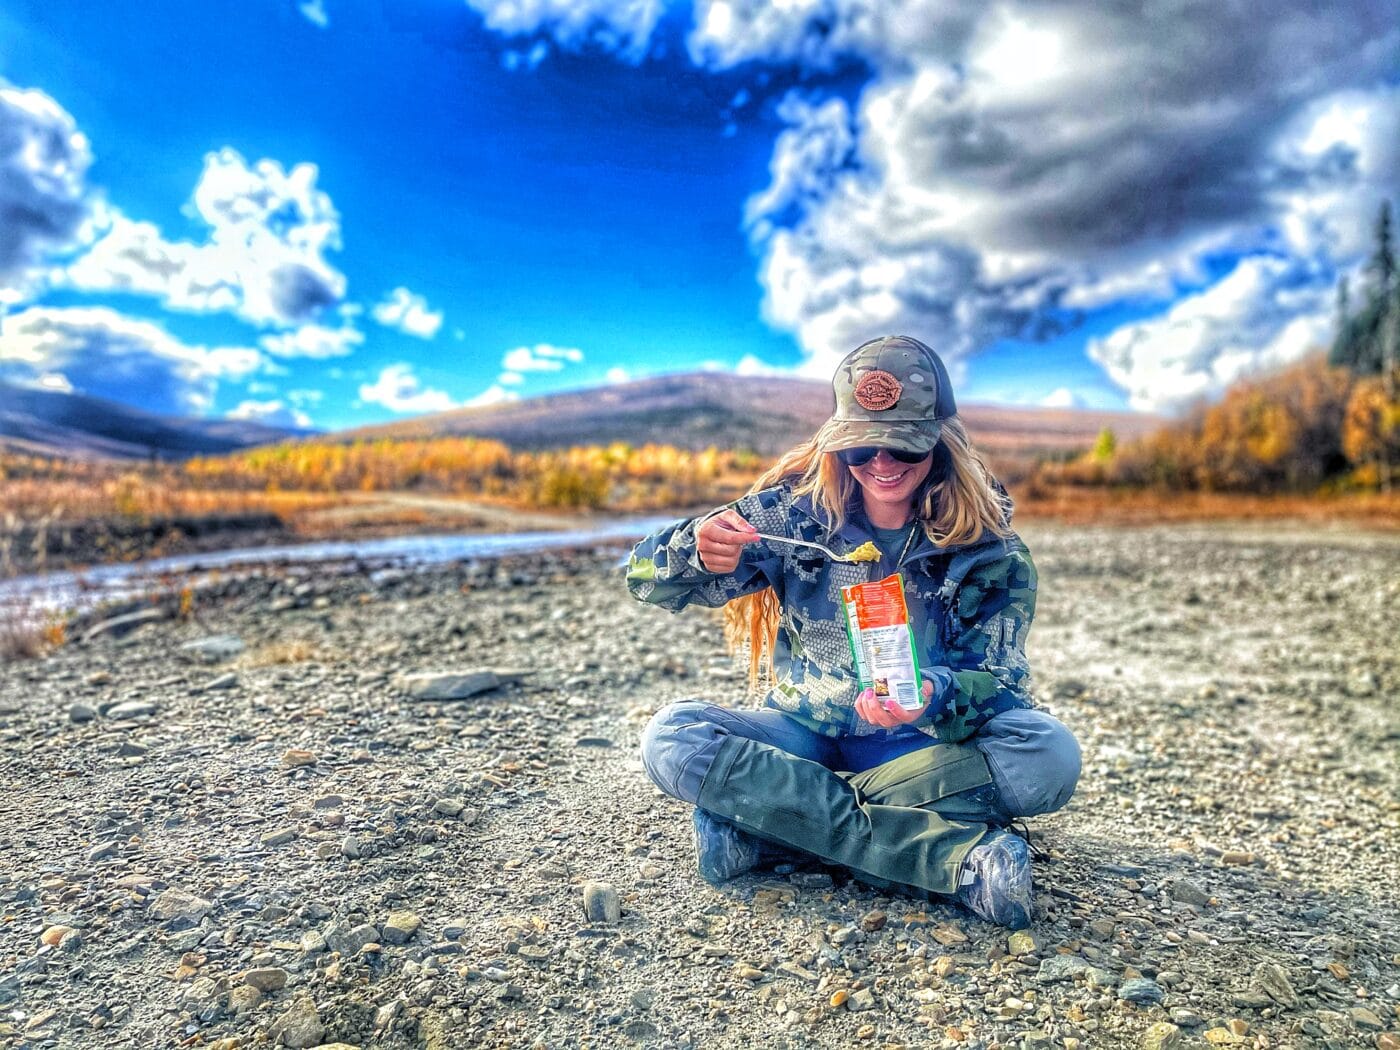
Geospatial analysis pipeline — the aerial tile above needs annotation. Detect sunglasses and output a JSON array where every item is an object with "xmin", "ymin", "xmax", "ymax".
[{"xmin": 836, "ymin": 446, "xmax": 931, "ymax": 467}]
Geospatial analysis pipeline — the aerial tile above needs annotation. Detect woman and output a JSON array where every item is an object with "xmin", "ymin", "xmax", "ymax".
[{"xmin": 625, "ymin": 335, "xmax": 1080, "ymax": 929}]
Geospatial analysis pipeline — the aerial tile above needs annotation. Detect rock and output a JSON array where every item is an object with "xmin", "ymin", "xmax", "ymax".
[
  {"xmin": 860, "ymin": 910, "xmax": 888, "ymax": 932},
  {"xmin": 1007, "ymin": 930, "xmax": 1038, "ymax": 956},
  {"xmin": 282, "ymin": 749, "xmax": 317, "ymax": 768},
  {"xmin": 930, "ymin": 922, "xmax": 968, "ymax": 946},
  {"xmin": 261, "ymin": 828, "xmax": 298, "ymax": 848},
  {"xmin": 1375, "ymin": 1033, "xmax": 1400, "ymax": 1050},
  {"xmin": 1169, "ymin": 1008, "xmax": 1204, "ymax": 1027},
  {"xmin": 1220, "ymin": 850, "xmax": 1254, "ymax": 865},
  {"xmin": 83, "ymin": 608, "xmax": 166, "ymax": 642},
  {"xmin": 1167, "ymin": 880, "xmax": 1211, "ymax": 907},
  {"xmin": 381, "ymin": 911, "xmax": 421, "ymax": 945},
  {"xmin": 106, "ymin": 700, "xmax": 157, "ymax": 719},
  {"xmin": 203, "ymin": 672, "xmax": 238, "ymax": 691},
  {"xmin": 270, "ymin": 996, "xmax": 324, "ymax": 1048},
  {"xmin": 301, "ymin": 931, "xmax": 327, "ymax": 953},
  {"xmin": 1203, "ymin": 1029, "xmax": 1245, "ymax": 1046},
  {"xmin": 1088, "ymin": 917, "xmax": 1116, "ymax": 939},
  {"xmin": 1142, "ymin": 1022, "xmax": 1183, "ymax": 1050},
  {"xmin": 87, "ymin": 841, "xmax": 120, "ymax": 862},
  {"xmin": 149, "ymin": 888, "xmax": 213, "ymax": 925},
  {"xmin": 575, "ymin": 736, "xmax": 614, "ymax": 747},
  {"xmin": 229, "ymin": 983, "xmax": 263, "ymax": 1014},
  {"xmin": 244, "ymin": 967, "xmax": 289, "ymax": 992},
  {"xmin": 394, "ymin": 670, "xmax": 529, "ymax": 701},
  {"xmin": 1118, "ymin": 978, "xmax": 1165, "ymax": 1006},
  {"xmin": 40, "ymin": 925, "xmax": 74, "ymax": 947},
  {"xmin": 432, "ymin": 799, "xmax": 464, "ymax": 817},
  {"xmin": 325, "ymin": 923, "xmax": 379, "ymax": 955},
  {"xmin": 69, "ymin": 703, "xmax": 96, "ymax": 723},
  {"xmin": 179, "ymin": 635, "xmax": 245, "ymax": 662},
  {"xmin": 1350, "ymin": 1008, "xmax": 1384, "ymax": 1031},
  {"xmin": 341, "ymin": 836, "xmax": 361, "ymax": 859},
  {"xmin": 1038, "ymin": 955, "xmax": 1111, "ymax": 985},
  {"xmin": 777, "ymin": 961, "xmax": 819, "ymax": 983},
  {"xmin": 847, "ymin": 988, "xmax": 876, "ymax": 1012},
  {"xmin": 1231, "ymin": 990, "xmax": 1274, "ymax": 1010},
  {"xmin": 1250, "ymin": 961, "xmax": 1299, "ymax": 1009},
  {"xmin": 582, "ymin": 881, "xmax": 621, "ymax": 923},
  {"xmin": 1021, "ymin": 1032, "xmax": 1053, "ymax": 1050}
]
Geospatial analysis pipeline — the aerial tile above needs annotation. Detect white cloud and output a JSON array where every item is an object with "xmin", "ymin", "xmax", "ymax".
[
  {"xmin": 259, "ymin": 320, "xmax": 364, "ymax": 359},
  {"xmin": 62, "ymin": 148, "xmax": 345, "ymax": 326},
  {"xmin": 1037, "ymin": 387, "xmax": 1082, "ymax": 410},
  {"xmin": 0, "ymin": 305, "xmax": 262, "ymax": 415},
  {"xmin": 1087, "ymin": 256, "xmax": 1333, "ymax": 415},
  {"xmin": 734, "ymin": 354, "xmax": 787, "ymax": 377},
  {"xmin": 465, "ymin": 0, "xmax": 665, "ymax": 62},
  {"xmin": 358, "ymin": 363, "xmax": 456, "ymax": 414},
  {"xmin": 0, "ymin": 82, "xmax": 92, "ymax": 302},
  {"xmin": 604, "ymin": 366, "xmax": 631, "ymax": 383},
  {"xmin": 726, "ymin": 3, "xmax": 1400, "ymax": 402},
  {"xmin": 227, "ymin": 399, "xmax": 312, "ymax": 428},
  {"xmin": 498, "ymin": 371, "xmax": 525, "ymax": 386},
  {"xmin": 464, "ymin": 383, "xmax": 521, "ymax": 408},
  {"xmin": 298, "ymin": 0, "xmax": 328, "ymax": 28},
  {"xmin": 371, "ymin": 286, "xmax": 443, "ymax": 339},
  {"xmin": 501, "ymin": 343, "xmax": 584, "ymax": 372}
]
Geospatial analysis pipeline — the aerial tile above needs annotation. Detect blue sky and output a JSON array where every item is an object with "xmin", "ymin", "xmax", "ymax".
[{"xmin": 2, "ymin": 0, "xmax": 1398, "ymax": 430}]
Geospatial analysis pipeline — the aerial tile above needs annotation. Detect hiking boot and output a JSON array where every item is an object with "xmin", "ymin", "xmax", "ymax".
[
  {"xmin": 692, "ymin": 807, "xmax": 764, "ymax": 885},
  {"xmin": 954, "ymin": 829, "xmax": 1033, "ymax": 929}
]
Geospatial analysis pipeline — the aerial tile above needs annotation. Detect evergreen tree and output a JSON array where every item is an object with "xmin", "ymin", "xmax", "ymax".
[{"xmin": 1371, "ymin": 200, "xmax": 1395, "ymax": 300}]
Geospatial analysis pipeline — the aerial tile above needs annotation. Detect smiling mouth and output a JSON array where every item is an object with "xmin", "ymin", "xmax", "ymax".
[{"xmin": 869, "ymin": 469, "xmax": 909, "ymax": 484}]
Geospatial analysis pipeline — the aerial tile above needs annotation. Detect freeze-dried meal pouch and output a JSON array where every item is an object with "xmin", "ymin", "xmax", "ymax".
[{"xmin": 840, "ymin": 572, "xmax": 924, "ymax": 710}]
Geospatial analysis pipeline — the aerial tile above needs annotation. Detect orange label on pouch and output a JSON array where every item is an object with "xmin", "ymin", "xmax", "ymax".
[
  {"xmin": 841, "ymin": 572, "xmax": 924, "ymax": 710},
  {"xmin": 842, "ymin": 573, "xmax": 909, "ymax": 628}
]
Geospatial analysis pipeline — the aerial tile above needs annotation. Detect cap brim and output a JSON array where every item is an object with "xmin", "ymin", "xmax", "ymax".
[{"xmin": 817, "ymin": 417, "xmax": 943, "ymax": 454}]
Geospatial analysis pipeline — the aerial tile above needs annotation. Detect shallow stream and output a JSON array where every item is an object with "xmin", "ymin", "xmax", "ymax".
[{"xmin": 0, "ymin": 515, "xmax": 677, "ymax": 619}]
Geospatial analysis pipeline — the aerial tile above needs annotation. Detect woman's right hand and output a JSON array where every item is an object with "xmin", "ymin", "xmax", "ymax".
[{"xmin": 696, "ymin": 509, "xmax": 761, "ymax": 573}]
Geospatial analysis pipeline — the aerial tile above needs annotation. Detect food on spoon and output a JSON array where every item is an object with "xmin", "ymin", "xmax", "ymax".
[{"xmin": 847, "ymin": 541, "xmax": 881, "ymax": 563}]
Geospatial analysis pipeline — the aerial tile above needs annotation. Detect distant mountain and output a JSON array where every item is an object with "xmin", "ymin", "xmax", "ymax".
[
  {"xmin": 0, "ymin": 382, "xmax": 303, "ymax": 460},
  {"xmin": 340, "ymin": 371, "xmax": 1165, "ymax": 457}
]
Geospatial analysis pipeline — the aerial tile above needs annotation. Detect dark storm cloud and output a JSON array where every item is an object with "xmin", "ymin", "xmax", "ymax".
[{"xmin": 0, "ymin": 85, "xmax": 91, "ymax": 289}]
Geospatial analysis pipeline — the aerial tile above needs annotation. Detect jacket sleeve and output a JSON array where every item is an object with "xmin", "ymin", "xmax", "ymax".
[
  {"xmin": 625, "ymin": 487, "xmax": 788, "ymax": 612},
  {"xmin": 926, "ymin": 544, "xmax": 1037, "ymax": 742}
]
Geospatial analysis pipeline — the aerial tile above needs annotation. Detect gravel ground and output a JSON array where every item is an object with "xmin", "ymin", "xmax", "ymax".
[{"xmin": 1, "ymin": 520, "xmax": 1397, "ymax": 1050}]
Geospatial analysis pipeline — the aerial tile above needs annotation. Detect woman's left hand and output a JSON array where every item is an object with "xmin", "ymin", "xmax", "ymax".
[{"xmin": 855, "ymin": 681, "xmax": 933, "ymax": 728}]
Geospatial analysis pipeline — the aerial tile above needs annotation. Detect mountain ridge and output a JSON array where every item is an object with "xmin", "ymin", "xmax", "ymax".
[{"xmin": 0, "ymin": 382, "xmax": 305, "ymax": 460}]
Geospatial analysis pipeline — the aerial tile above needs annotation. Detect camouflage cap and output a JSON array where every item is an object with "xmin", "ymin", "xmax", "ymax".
[{"xmin": 817, "ymin": 334, "xmax": 958, "ymax": 454}]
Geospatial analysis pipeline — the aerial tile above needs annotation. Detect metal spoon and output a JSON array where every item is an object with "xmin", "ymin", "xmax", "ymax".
[{"xmin": 750, "ymin": 532, "xmax": 875, "ymax": 563}]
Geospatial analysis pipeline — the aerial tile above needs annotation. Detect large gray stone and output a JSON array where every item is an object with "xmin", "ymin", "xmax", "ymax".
[
  {"xmin": 148, "ymin": 888, "xmax": 212, "ymax": 925},
  {"xmin": 393, "ymin": 670, "xmax": 530, "ymax": 701},
  {"xmin": 82, "ymin": 608, "xmax": 167, "ymax": 642},
  {"xmin": 582, "ymin": 882, "xmax": 621, "ymax": 923},
  {"xmin": 270, "ymin": 996, "xmax": 323, "ymax": 1048},
  {"xmin": 179, "ymin": 635, "xmax": 245, "ymax": 662}
]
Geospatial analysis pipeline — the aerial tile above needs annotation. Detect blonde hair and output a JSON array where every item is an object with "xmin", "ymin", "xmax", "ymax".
[{"xmin": 722, "ymin": 415, "xmax": 1012, "ymax": 691}]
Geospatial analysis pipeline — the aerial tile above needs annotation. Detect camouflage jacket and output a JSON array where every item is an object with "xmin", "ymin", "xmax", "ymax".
[{"xmin": 625, "ymin": 482, "xmax": 1038, "ymax": 744}]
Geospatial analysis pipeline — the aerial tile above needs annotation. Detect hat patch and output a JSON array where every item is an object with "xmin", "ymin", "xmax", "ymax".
[{"xmin": 853, "ymin": 369, "xmax": 902, "ymax": 411}]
